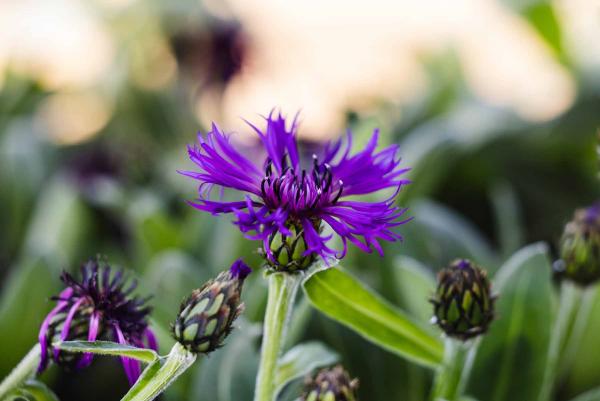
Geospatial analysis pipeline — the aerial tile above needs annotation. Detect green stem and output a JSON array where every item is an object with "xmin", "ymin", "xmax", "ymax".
[
  {"xmin": 430, "ymin": 337, "xmax": 479, "ymax": 401},
  {"xmin": 254, "ymin": 272, "xmax": 301, "ymax": 401},
  {"xmin": 121, "ymin": 342, "xmax": 196, "ymax": 401},
  {"xmin": 538, "ymin": 281, "xmax": 582, "ymax": 401},
  {"xmin": 0, "ymin": 344, "xmax": 41, "ymax": 400}
]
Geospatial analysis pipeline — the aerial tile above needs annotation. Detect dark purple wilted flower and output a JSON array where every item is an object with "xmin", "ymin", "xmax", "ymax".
[
  {"xmin": 38, "ymin": 258, "xmax": 157, "ymax": 385},
  {"xmin": 180, "ymin": 111, "xmax": 411, "ymax": 271}
]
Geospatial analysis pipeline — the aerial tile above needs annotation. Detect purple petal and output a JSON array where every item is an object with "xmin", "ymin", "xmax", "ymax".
[
  {"xmin": 328, "ymin": 129, "xmax": 410, "ymax": 197},
  {"xmin": 144, "ymin": 328, "xmax": 158, "ymax": 352},
  {"xmin": 229, "ymin": 259, "xmax": 252, "ymax": 280},
  {"xmin": 76, "ymin": 311, "xmax": 101, "ymax": 369},
  {"xmin": 54, "ymin": 297, "xmax": 86, "ymax": 361},
  {"xmin": 37, "ymin": 288, "xmax": 74, "ymax": 372},
  {"xmin": 246, "ymin": 110, "xmax": 300, "ymax": 173},
  {"xmin": 114, "ymin": 324, "xmax": 140, "ymax": 385}
]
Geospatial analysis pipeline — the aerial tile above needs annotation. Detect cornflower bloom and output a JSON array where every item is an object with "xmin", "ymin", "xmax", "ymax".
[
  {"xmin": 181, "ymin": 111, "xmax": 410, "ymax": 271},
  {"xmin": 38, "ymin": 258, "xmax": 157, "ymax": 384}
]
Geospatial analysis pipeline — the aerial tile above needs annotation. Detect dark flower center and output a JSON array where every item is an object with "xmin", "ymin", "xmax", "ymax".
[{"xmin": 260, "ymin": 156, "xmax": 343, "ymax": 214}]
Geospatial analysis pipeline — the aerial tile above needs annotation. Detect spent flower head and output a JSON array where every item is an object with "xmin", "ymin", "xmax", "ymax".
[
  {"xmin": 555, "ymin": 202, "xmax": 600, "ymax": 286},
  {"xmin": 180, "ymin": 111, "xmax": 410, "ymax": 271},
  {"xmin": 38, "ymin": 258, "xmax": 157, "ymax": 384},
  {"xmin": 431, "ymin": 259, "xmax": 495, "ymax": 341},
  {"xmin": 172, "ymin": 259, "xmax": 251, "ymax": 353},
  {"xmin": 302, "ymin": 365, "xmax": 359, "ymax": 401}
]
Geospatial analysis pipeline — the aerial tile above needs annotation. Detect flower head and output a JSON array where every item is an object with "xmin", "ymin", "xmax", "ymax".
[
  {"xmin": 555, "ymin": 202, "xmax": 600, "ymax": 286},
  {"xmin": 181, "ymin": 111, "xmax": 410, "ymax": 271},
  {"xmin": 431, "ymin": 259, "xmax": 495, "ymax": 341},
  {"xmin": 172, "ymin": 259, "xmax": 250, "ymax": 353},
  {"xmin": 38, "ymin": 258, "xmax": 157, "ymax": 385},
  {"xmin": 302, "ymin": 365, "xmax": 359, "ymax": 401}
]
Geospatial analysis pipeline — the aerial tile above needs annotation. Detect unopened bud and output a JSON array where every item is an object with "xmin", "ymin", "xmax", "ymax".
[
  {"xmin": 431, "ymin": 259, "xmax": 495, "ymax": 341},
  {"xmin": 555, "ymin": 203, "xmax": 600, "ymax": 286},
  {"xmin": 172, "ymin": 260, "xmax": 251, "ymax": 353},
  {"xmin": 266, "ymin": 221, "xmax": 319, "ymax": 272},
  {"xmin": 302, "ymin": 365, "xmax": 359, "ymax": 401}
]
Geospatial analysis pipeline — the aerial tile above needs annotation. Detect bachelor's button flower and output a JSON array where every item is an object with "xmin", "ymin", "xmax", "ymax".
[
  {"xmin": 180, "ymin": 111, "xmax": 411, "ymax": 271},
  {"xmin": 38, "ymin": 258, "xmax": 157, "ymax": 385},
  {"xmin": 173, "ymin": 259, "xmax": 251, "ymax": 353},
  {"xmin": 555, "ymin": 202, "xmax": 600, "ymax": 286}
]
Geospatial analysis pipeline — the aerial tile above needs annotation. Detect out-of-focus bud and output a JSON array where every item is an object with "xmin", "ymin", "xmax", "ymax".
[
  {"xmin": 431, "ymin": 259, "xmax": 495, "ymax": 341},
  {"xmin": 266, "ymin": 221, "xmax": 318, "ymax": 272},
  {"xmin": 302, "ymin": 365, "xmax": 359, "ymax": 401},
  {"xmin": 172, "ymin": 259, "xmax": 251, "ymax": 353},
  {"xmin": 555, "ymin": 203, "xmax": 600, "ymax": 286}
]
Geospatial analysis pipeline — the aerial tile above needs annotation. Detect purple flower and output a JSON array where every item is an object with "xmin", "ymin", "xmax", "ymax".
[
  {"xmin": 181, "ymin": 111, "xmax": 411, "ymax": 270},
  {"xmin": 38, "ymin": 258, "xmax": 157, "ymax": 385}
]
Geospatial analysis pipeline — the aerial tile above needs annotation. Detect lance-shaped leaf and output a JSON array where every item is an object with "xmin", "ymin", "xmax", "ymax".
[
  {"xmin": 274, "ymin": 342, "xmax": 339, "ymax": 398},
  {"xmin": 303, "ymin": 268, "xmax": 444, "ymax": 368},
  {"xmin": 468, "ymin": 243, "xmax": 554, "ymax": 401},
  {"xmin": 54, "ymin": 341, "xmax": 159, "ymax": 364}
]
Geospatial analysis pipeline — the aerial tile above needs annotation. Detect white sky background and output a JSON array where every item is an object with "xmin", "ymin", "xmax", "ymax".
[{"xmin": 0, "ymin": 0, "xmax": 598, "ymax": 142}]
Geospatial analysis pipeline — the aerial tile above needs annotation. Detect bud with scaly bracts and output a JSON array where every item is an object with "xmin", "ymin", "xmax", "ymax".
[
  {"xmin": 265, "ymin": 220, "xmax": 320, "ymax": 272},
  {"xmin": 555, "ymin": 203, "xmax": 600, "ymax": 286},
  {"xmin": 302, "ymin": 365, "xmax": 359, "ymax": 401},
  {"xmin": 431, "ymin": 259, "xmax": 495, "ymax": 341},
  {"xmin": 172, "ymin": 259, "xmax": 251, "ymax": 353}
]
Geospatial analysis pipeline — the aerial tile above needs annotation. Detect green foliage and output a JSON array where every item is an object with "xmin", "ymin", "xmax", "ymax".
[
  {"xmin": 468, "ymin": 243, "xmax": 555, "ymax": 401},
  {"xmin": 303, "ymin": 268, "xmax": 444, "ymax": 368}
]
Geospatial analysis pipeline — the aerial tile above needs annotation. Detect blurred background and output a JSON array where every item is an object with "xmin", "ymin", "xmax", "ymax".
[{"xmin": 0, "ymin": 0, "xmax": 599, "ymax": 400}]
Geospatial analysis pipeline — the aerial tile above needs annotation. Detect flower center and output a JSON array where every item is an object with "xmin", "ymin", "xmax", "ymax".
[{"xmin": 260, "ymin": 156, "xmax": 343, "ymax": 213}]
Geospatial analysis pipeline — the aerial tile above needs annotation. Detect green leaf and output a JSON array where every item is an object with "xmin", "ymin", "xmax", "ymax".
[
  {"xmin": 489, "ymin": 181, "xmax": 524, "ymax": 258},
  {"xmin": 410, "ymin": 200, "xmax": 497, "ymax": 270},
  {"xmin": 9, "ymin": 381, "xmax": 60, "ymax": 401},
  {"xmin": 54, "ymin": 341, "xmax": 159, "ymax": 363},
  {"xmin": 121, "ymin": 343, "xmax": 196, "ymax": 401},
  {"xmin": 303, "ymin": 268, "xmax": 444, "ymax": 369},
  {"xmin": 274, "ymin": 342, "xmax": 339, "ymax": 397},
  {"xmin": 569, "ymin": 387, "xmax": 600, "ymax": 401},
  {"xmin": 391, "ymin": 256, "xmax": 436, "ymax": 323},
  {"xmin": 468, "ymin": 243, "xmax": 554, "ymax": 401}
]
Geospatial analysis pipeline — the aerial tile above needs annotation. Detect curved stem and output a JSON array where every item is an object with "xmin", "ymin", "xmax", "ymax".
[
  {"xmin": 0, "ymin": 344, "xmax": 41, "ymax": 400},
  {"xmin": 538, "ymin": 281, "xmax": 582, "ymax": 401},
  {"xmin": 254, "ymin": 272, "xmax": 301, "ymax": 401},
  {"xmin": 430, "ymin": 337, "xmax": 479, "ymax": 401}
]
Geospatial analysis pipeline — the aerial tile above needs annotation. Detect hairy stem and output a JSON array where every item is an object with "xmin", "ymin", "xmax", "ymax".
[
  {"xmin": 121, "ymin": 342, "xmax": 196, "ymax": 401},
  {"xmin": 254, "ymin": 272, "xmax": 301, "ymax": 401},
  {"xmin": 0, "ymin": 344, "xmax": 41, "ymax": 400},
  {"xmin": 430, "ymin": 337, "xmax": 479, "ymax": 401},
  {"xmin": 538, "ymin": 281, "xmax": 583, "ymax": 401}
]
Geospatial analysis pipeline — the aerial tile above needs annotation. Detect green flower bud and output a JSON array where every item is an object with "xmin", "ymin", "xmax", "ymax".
[
  {"xmin": 172, "ymin": 260, "xmax": 251, "ymax": 353},
  {"xmin": 555, "ymin": 204, "xmax": 600, "ymax": 286},
  {"xmin": 302, "ymin": 365, "xmax": 359, "ymax": 401},
  {"xmin": 265, "ymin": 220, "xmax": 320, "ymax": 272},
  {"xmin": 431, "ymin": 259, "xmax": 495, "ymax": 341}
]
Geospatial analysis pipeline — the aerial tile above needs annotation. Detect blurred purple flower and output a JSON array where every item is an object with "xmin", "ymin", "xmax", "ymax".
[
  {"xmin": 180, "ymin": 111, "xmax": 411, "ymax": 267},
  {"xmin": 38, "ymin": 258, "xmax": 157, "ymax": 385}
]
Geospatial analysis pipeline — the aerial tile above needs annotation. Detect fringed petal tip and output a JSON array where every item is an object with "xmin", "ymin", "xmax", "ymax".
[{"xmin": 230, "ymin": 259, "xmax": 252, "ymax": 280}]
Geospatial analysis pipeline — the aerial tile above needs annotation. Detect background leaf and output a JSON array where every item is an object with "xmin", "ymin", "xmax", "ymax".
[
  {"xmin": 468, "ymin": 243, "xmax": 555, "ymax": 401},
  {"xmin": 274, "ymin": 341, "xmax": 339, "ymax": 397}
]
